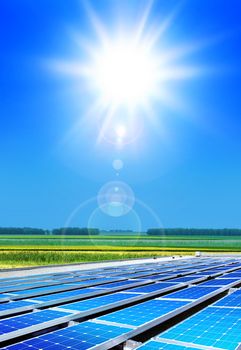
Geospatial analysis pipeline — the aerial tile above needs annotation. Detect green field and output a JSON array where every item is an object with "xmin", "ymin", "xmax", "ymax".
[{"xmin": 0, "ymin": 234, "xmax": 240, "ymax": 268}]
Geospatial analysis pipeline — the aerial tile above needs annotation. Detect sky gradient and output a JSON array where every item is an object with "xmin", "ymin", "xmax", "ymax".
[{"xmin": 0, "ymin": 0, "xmax": 241, "ymax": 230}]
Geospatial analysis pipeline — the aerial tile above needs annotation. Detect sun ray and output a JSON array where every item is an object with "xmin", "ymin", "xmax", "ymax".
[
  {"xmin": 82, "ymin": 0, "xmax": 110, "ymax": 48},
  {"xmin": 47, "ymin": 0, "xmax": 209, "ymax": 147},
  {"xmin": 134, "ymin": 0, "xmax": 154, "ymax": 43}
]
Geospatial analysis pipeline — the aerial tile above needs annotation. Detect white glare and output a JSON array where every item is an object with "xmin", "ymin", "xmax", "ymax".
[
  {"xmin": 92, "ymin": 41, "xmax": 157, "ymax": 108},
  {"xmin": 48, "ymin": 1, "xmax": 207, "ymax": 145}
]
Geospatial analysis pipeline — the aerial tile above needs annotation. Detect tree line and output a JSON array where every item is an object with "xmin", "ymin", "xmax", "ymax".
[
  {"xmin": 1, "ymin": 227, "xmax": 241, "ymax": 236},
  {"xmin": 0, "ymin": 227, "xmax": 99, "ymax": 235},
  {"xmin": 147, "ymin": 228, "xmax": 241, "ymax": 236}
]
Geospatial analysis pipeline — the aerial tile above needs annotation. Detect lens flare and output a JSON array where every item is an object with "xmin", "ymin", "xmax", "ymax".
[{"xmin": 98, "ymin": 181, "xmax": 135, "ymax": 217}]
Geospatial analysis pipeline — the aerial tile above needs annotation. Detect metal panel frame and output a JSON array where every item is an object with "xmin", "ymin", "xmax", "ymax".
[
  {"xmin": 0, "ymin": 279, "xmax": 154, "ymax": 318},
  {"xmin": 90, "ymin": 285, "xmax": 231, "ymax": 350},
  {"xmin": 0, "ymin": 281, "xmax": 185, "ymax": 344},
  {"xmin": 5, "ymin": 277, "xmax": 126, "ymax": 301}
]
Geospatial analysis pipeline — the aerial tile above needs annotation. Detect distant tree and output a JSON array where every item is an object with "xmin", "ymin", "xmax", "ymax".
[
  {"xmin": 0, "ymin": 227, "xmax": 46, "ymax": 235},
  {"xmin": 146, "ymin": 228, "xmax": 241, "ymax": 236},
  {"xmin": 51, "ymin": 227, "xmax": 99, "ymax": 235}
]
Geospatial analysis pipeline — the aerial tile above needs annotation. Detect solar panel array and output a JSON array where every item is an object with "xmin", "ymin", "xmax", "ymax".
[{"xmin": 0, "ymin": 257, "xmax": 241, "ymax": 349}]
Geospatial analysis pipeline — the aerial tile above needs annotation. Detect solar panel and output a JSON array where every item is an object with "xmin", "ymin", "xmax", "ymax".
[
  {"xmin": 214, "ymin": 266, "xmax": 237, "ymax": 270},
  {"xmin": 127, "ymin": 282, "xmax": 177, "ymax": 294},
  {"xmin": 166, "ymin": 276, "xmax": 203, "ymax": 283},
  {"xmin": 199, "ymin": 278, "xmax": 240, "ymax": 286},
  {"xmin": 136, "ymin": 340, "xmax": 193, "ymax": 349},
  {"xmin": 141, "ymin": 274, "xmax": 174, "ymax": 280},
  {"xmin": 162, "ymin": 286, "xmax": 220, "ymax": 300},
  {"xmin": 0, "ymin": 282, "xmax": 54, "ymax": 293},
  {"xmin": 92, "ymin": 280, "xmax": 143, "ymax": 289},
  {"xmin": 0, "ymin": 309, "xmax": 72, "ymax": 336},
  {"xmin": 2, "ymin": 320, "xmax": 132, "ymax": 350},
  {"xmin": 98, "ymin": 299, "xmax": 189, "ymax": 327},
  {"xmin": 221, "ymin": 272, "xmax": 241, "ymax": 278},
  {"xmin": 159, "ymin": 306, "xmax": 241, "ymax": 350},
  {"xmin": 8, "ymin": 282, "xmax": 88, "ymax": 296},
  {"xmin": 31, "ymin": 287, "xmax": 102, "ymax": 302},
  {"xmin": 0, "ymin": 300, "xmax": 36, "ymax": 312},
  {"xmin": 7, "ymin": 278, "xmax": 117, "ymax": 297},
  {"xmin": 213, "ymin": 289, "xmax": 241, "ymax": 307},
  {"xmin": 1, "ymin": 257, "xmax": 241, "ymax": 350},
  {"xmin": 171, "ymin": 269, "xmax": 192, "ymax": 273},
  {"xmin": 197, "ymin": 269, "xmax": 222, "ymax": 275},
  {"xmin": 59, "ymin": 292, "xmax": 141, "ymax": 312}
]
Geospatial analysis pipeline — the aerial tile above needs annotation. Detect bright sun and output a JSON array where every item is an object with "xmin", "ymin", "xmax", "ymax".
[
  {"xmin": 48, "ymin": 2, "xmax": 205, "ymax": 144},
  {"xmin": 92, "ymin": 40, "xmax": 157, "ymax": 108}
]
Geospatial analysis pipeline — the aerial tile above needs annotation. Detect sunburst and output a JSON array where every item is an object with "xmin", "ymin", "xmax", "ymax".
[{"xmin": 48, "ymin": 1, "xmax": 206, "ymax": 146}]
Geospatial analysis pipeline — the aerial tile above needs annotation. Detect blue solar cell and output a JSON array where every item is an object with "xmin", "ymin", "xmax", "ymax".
[
  {"xmin": 213, "ymin": 289, "xmax": 241, "ymax": 307},
  {"xmin": 136, "ymin": 340, "xmax": 193, "ymax": 349},
  {"xmin": 162, "ymin": 286, "xmax": 220, "ymax": 300},
  {"xmin": 2, "ymin": 321, "xmax": 131, "ymax": 350},
  {"xmin": 0, "ymin": 282, "xmax": 53, "ymax": 293},
  {"xmin": 92, "ymin": 280, "xmax": 142, "ymax": 289},
  {"xmin": 98, "ymin": 299, "xmax": 189, "ymax": 327},
  {"xmin": 9, "ymin": 278, "xmax": 116, "ymax": 296},
  {"xmin": 141, "ymin": 274, "xmax": 174, "ymax": 280},
  {"xmin": 221, "ymin": 272, "xmax": 241, "ymax": 278},
  {"xmin": 127, "ymin": 282, "xmax": 177, "ymax": 294},
  {"xmin": 214, "ymin": 267, "xmax": 236, "ymax": 270},
  {"xmin": 32, "ymin": 287, "xmax": 101, "ymax": 302},
  {"xmin": 0, "ymin": 277, "xmax": 50, "ymax": 286},
  {"xmin": 171, "ymin": 269, "xmax": 192, "ymax": 273},
  {"xmin": 60, "ymin": 292, "xmax": 140, "ymax": 312},
  {"xmin": 106, "ymin": 273, "xmax": 134, "ymax": 278},
  {"xmin": 0, "ymin": 300, "xmax": 36, "ymax": 312},
  {"xmin": 160, "ymin": 306, "xmax": 241, "ymax": 350},
  {"xmin": 9, "ymin": 282, "xmax": 88, "ymax": 296},
  {"xmin": 198, "ymin": 269, "xmax": 222, "ymax": 275},
  {"xmin": 167, "ymin": 276, "xmax": 203, "ymax": 283},
  {"xmin": 199, "ymin": 278, "xmax": 239, "ymax": 286},
  {"xmin": 0, "ymin": 310, "xmax": 71, "ymax": 335}
]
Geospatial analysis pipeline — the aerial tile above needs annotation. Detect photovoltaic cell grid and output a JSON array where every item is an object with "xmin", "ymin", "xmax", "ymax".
[
  {"xmin": 30, "ymin": 280, "xmax": 148, "ymax": 303},
  {"xmin": 162, "ymin": 286, "xmax": 220, "ymax": 300},
  {"xmin": 0, "ymin": 300, "xmax": 36, "ymax": 312},
  {"xmin": 0, "ymin": 309, "xmax": 71, "ymax": 335},
  {"xmin": 159, "ymin": 306, "xmax": 241, "ymax": 350},
  {"xmin": 222, "ymin": 272, "xmax": 241, "ymax": 278},
  {"xmin": 0, "ymin": 276, "xmax": 100, "ymax": 293},
  {"xmin": 2, "ymin": 321, "xmax": 132, "ymax": 350},
  {"xmin": 6, "ymin": 282, "xmax": 90, "ymax": 296},
  {"xmin": 59, "ymin": 292, "xmax": 142, "ymax": 312},
  {"xmin": 92, "ymin": 280, "xmax": 144, "ymax": 289},
  {"xmin": 0, "ymin": 258, "xmax": 241, "ymax": 350},
  {"xmin": 165, "ymin": 275, "xmax": 204, "ymax": 283},
  {"xmin": 198, "ymin": 278, "xmax": 240, "ymax": 286},
  {"xmin": 97, "ymin": 299, "xmax": 189, "ymax": 327},
  {"xmin": 127, "ymin": 282, "xmax": 178, "ymax": 294},
  {"xmin": 31, "ymin": 287, "xmax": 107, "ymax": 302},
  {"xmin": 0, "ymin": 282, "xmax": 56, "ymax": 293},
  {"xmin": 213, "ymin": 289, "xmax": 241, "ymax": 307},
  {"xmin": 7, "ymin": 278, "xmax": 117, "ymax": 296},
  {"xmin": 141, "ymin": 274, "xmax": 174, "ymax": 280}
]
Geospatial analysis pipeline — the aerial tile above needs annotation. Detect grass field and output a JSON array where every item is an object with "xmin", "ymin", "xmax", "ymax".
[{"xmin": 0, "ymin": 234, "xmax": 240, "ymax": 268}]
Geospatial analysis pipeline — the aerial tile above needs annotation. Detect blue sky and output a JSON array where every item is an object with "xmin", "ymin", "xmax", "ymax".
[{"xmin": 0, "ymin": 0, "xmax": 241, "ymax": 230}]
